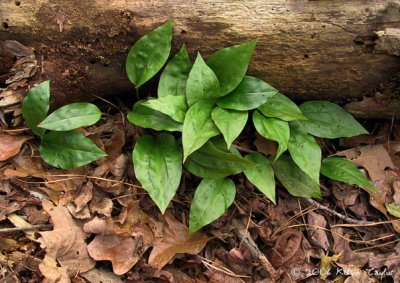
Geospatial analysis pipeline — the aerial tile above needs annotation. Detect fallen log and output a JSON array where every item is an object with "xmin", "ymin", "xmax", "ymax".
[{"xmin": 0, "ymin": 0, "xmax": 399, "ymax": 118}]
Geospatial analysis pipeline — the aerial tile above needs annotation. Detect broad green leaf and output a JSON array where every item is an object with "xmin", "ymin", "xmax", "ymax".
[
  {"xmin": 252, "ymin": 111, "xmax": 289, "ymax": 159},
  {"xmin": 244, "ymin": 152, "xmax": 276, "ymax": 204},
  {"xmin": 189, "ymin": 178, "xmax": 235, "ymax": 233},
  {"xmin": 141, "ymin": 96, "xmax": 188, "ymax": 123},
  {"xmin": 182, "ymin": 101, "xmax": 220, "ymax": 161},
  {"xmin": 186, "ymin": 53, "xmax": 220, "ymax": 106},
  {"xmin": 38, "ymin": 103, "xmax": 101, "ymax": 131},
  {"xmin": 272, "ymin": 155, "xmax": 321, "ymax": 198},
  {"xmin": 184, "ymin": 141, "xmax": 255, "ymax": 178},
  {"xmin": 298, "ymin": 101, "xmax": 368, "ymax": 138},
  {"xmin": 22, "ymin": 80, "xmax": 50, "ymax": 137},
  {"xmin": 320, "ymin": 157, "xmax": 375, "ymax": 191},
  {"xmin": 126, "ymin": 20, "xmax": 173, "ymax": 88},
  {"xmin": 133, "ymin": 134, "xmax": 182, "ymax": 213},
  {"xmin": 386, "ymin": 203, "xmax": 400, "ymax": 218},
  {"xmin": 211, "ymin": 107, "xmax": 248, "ymax": 149},
  {"xmin": 258, "ymin": 93, "xmax": 306, "ymax": 121},
  {"xmin": 158, "ymin": 44, "xmax": 192, "ymax": 97},
  {"xmin": 210, "ymin": 136, "xmax": 241, "ymax": 156},
  {"xmin": 207, "ymin": 40, "xmax": 258, "ymax": 95},
  {"xmin": 288, "ymin": 125, "xmax": 321, "ymax": 184},
  {"xmin": 40, "ymin": 131, "xmax": 107, "ymax": 169},
  {"xmin": 217, "ymin": 76, "xmax": 278, "ymax": 111},
  {"xmin": 127, "ymin": 100, "xmax": 182, "ymax": 132}
]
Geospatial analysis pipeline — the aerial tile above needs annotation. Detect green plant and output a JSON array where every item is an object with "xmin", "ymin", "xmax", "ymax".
[
  {"xmin": 22, "ymin": 80, "xmax": 107, "ymax": 169},
  {"xmin": 126, "ymin": 20, "xmax": 376, "ymax": 233}
]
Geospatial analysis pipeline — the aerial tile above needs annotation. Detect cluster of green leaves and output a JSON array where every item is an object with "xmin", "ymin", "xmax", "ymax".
[
  {"xmin": 22, "ymin": 81, "xmax": 107, "ymax": 169},
  {"xmin": 126, "ymin": 20, "xmax": 375, "ymax": 233}
]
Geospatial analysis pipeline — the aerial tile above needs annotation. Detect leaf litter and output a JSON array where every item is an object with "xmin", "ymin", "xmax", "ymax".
[{"xmin": 1, "ymin": 80, "xmax": 400, "ymax": 282}]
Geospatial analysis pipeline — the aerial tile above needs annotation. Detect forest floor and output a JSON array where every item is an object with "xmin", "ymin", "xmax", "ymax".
[
  {"xmin": 1, "ymin": 97, "xmax": 399, "ymax": 283},
  {"xmin": 1, "ymin": 67, "xmax": 400, "ymax": 282}
]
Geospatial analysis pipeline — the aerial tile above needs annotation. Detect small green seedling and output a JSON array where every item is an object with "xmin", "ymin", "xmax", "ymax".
[{"xmin": 22, "ymin": 81, "xmax": 107, "ymax": 169}]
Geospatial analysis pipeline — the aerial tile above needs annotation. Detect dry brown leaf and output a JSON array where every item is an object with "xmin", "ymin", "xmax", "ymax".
[
  {"xmin": 110, "ymin": 154, "xmax": 128, "ymax": 179},
  {"xmin": 271, "ymin": 229, "xmax": 302, "ymax": 267},
  {"xmin": 332, "ymin": 227, "xmax": 374, "ymax": 266},
  {"xmin": 74, "ymin": 182, "xmax": 93, "ymax": 212},
  {"xmin": 40, "ymin": 256, "xmax": 70, "ymax": 283},
  {"xmin": 0, "ymin": 133, "xmax": 31, "ymax": 161},
  {"xmin": 336, "ymin": 144, "xmax": 394, "ymax": 181},
  {"xmin": 90, "ymin": 196, "xmax": 113, "ymax": 217},
  {"xmin": 336, "ymin": 263, "xmax": 376, "ymax": 283},
  {"xmin": 149, "ymin": 213, "xmax": 209, "ymax": 270},
  {"xmin": 0, "ymin": 197, "xmax": 19, "ymax": 221},
  {"xmin": 39, "ymin": 201, "xmax": 95, "ymax": 282},
  {"xmin": 84, "ymin": 200, "xmax": 162, "ymax": 246},
  {"xmin": 104, "ymin": 129, "xmax": 126, "ymax": 161},
  {"xmin": 87, "ymin": 234, "xmax": 138, "ymax": 275},
  {"xmin": 83, "ymin": 216, "xmax": 116, "ymax": 234},
  {"xmin": 80, "ymin": 268, "xmax": 123, "ymax": 283},
  {"xmin": 368, "ymin": 242, "xmax": 400, "ymax": 282},
  {"xmin": 158, "ymin": 268, "xmax": 197, "ymax": 283},
  {"xmin": 67, "ymin": 203, "xmax": 91, "ymax": 219},
  {"xmin": 307, "ymin": 212, "xmax": 330, "ymax": 251}
]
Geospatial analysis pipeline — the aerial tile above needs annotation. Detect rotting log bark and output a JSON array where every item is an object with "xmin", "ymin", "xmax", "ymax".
[{"xmin": 0, "ymin": 0, "xmax": 399, "ymax": 118}]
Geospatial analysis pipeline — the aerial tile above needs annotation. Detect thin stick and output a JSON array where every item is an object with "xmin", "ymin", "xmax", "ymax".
[
  {"xmin": 17, "ymin": 174, "xmax": 143, "ymax": 189},
  {"xmin": 0, "ymin": 224, "xmax": 52, "ymax": 234},
  {"xmin": 303, "ymin": 198, "xmax": 375, "ymax": 225},
  {"xmin": 232, "ymin": 219, "xmax": 277, "ymax": 279},
  {"xmin": 1, "ymin": 128, "xmax": 30, "ymax": 132}
]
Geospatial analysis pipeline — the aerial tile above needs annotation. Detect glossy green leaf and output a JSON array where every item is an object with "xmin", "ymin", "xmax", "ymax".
[
  {"xmin": 288, "ymin": 125, "xmax": 321, "ymax": 184},
  {"xmin": 386, "ymin": 203, "xmax": 400, "ymax": 218},
  {"xmin": 39, "ymin": 131, "xmax": 107, "ymax": 169},
  {"xmin": 258, "ymin": 93, "xmax": 306, "ymax": 121},
  {"xmin": 38, "ymin": 103, "xmax": 101, "ymax": 131},
  {"xmin": 252, "ymin": 111, "xmax": 289, "ymax": 159},
  {"xmin": 298, "ymin": 101, "xmax": 368, "ymax": 138},
  {"xmin": 141, "ymin": 96, "xmax": 188, "ymax": 123},
  {"xmin": 182, "ymin": 101, "xmax": 220, "ymax": 161},
  {"xmin": 210, "ymin": 136, "xmax": 241, "ymax": 156},
  {"xmin": 272, "ymin": 155, "xmax": 321, "ymax": 198},
  {"xmin": 22, "ymin": 80, "xmax": 50, "ymax": 137},
  {"xmin": 211, "ymin": 107, "xmax": 248, "ymax": 149},
  {"xmin": 186, "ymin": 53, "xmax": 220, "ymax": 106},
  {"xmin": 189, "ymin": 178, "xmax": 235, "ymax": 233},
  {"xmin": 126, "ymin": 20, "xmax": 173, "ymax": 88},
  {"xmin": 244, "ymin": 152, "xmax": 276, "ymax": 204},
  {"xmin": 320, "ymin": 157, "xmax": 375, "ymax": 191},
  {"xmin": 184, "ymin": 141, "xmax": 255, "ymax": 178},
  {"xmin": 207, "ymin": 40, "xmax": 258, "ymax": 95},
  {"xmin": 133, "ymin": 134, "xmax": 182, "ymax": 213},
  {"xmin": 127, "ymin": 100, "xmax": 182, "ymax": 132},
  {"xmin": 158, "ymin": 44, "xmax": 192, "ymax": 97},
  {"xmin": 217, "ymin": 76, "xmax": 278, "ymax": 111}
]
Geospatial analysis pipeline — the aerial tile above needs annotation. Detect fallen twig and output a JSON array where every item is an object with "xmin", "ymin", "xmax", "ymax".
[
  {"xmin": 303, "ymin": 198, "xmax": 376, "ymax": 225},
  {"xmin": 232, "ymin": 219, "xmax": 277, "ymax": 279},
  {"xmin": 0, "ymin": 224, "xmax": 52, "ymax": 234}
]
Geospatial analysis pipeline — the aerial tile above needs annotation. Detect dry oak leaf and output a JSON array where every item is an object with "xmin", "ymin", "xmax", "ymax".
[
  {"xmin": 148, "ymin": 213, "xmax": 209, "ymax": 270},
  {"xmin": 0, "ymin": 133, "xmax": 31, "ymax": 161},
  {"xmin": 39, "ymin": 200, "xmax": 95, "ymax": 282},
  {"xmin": 87, "ymin": 234, "xmax": 138, "ymax": 275},
  {"xmin": 307, "ymin": 211, "xmax": 330, "ymax": 251}
]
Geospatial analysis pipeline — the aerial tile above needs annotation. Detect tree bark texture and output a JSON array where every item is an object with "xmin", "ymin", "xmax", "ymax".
[{"xmin": 0, "ymin": 0, "xmax": 399, "ymax": 118}]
